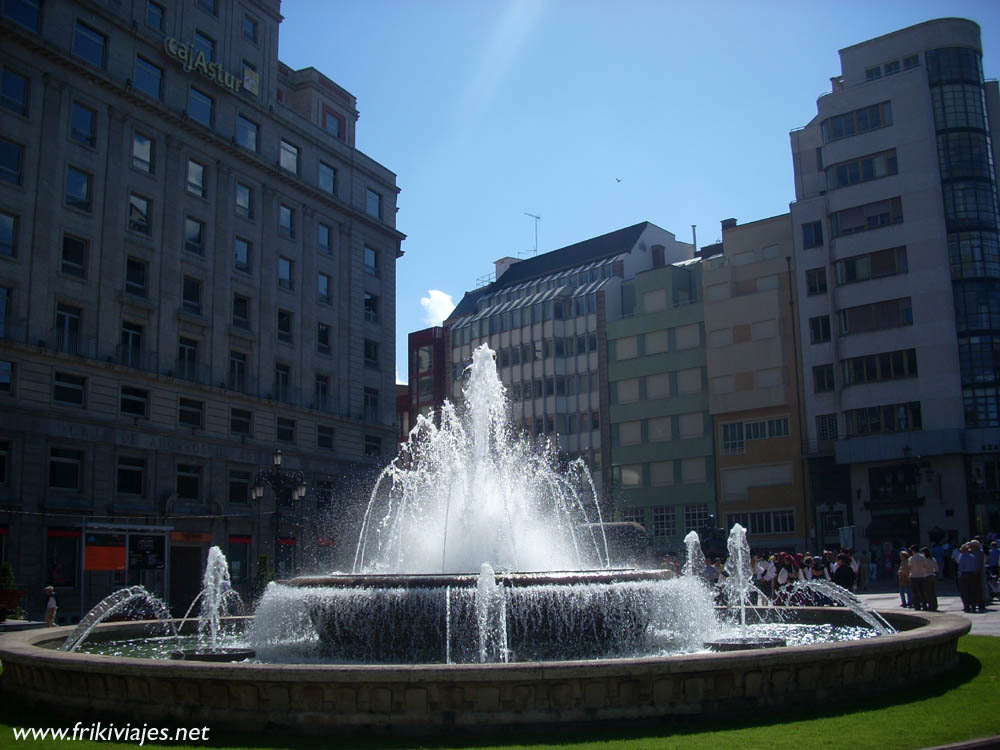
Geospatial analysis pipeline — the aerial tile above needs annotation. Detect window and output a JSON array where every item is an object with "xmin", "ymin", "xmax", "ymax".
[
  {"xmin": 826, "ymin": 149, "xmax": 898, "ymax": 190},
  {"xmin": 236, "ymin": 116, "xmax": 258, "ymax": 151},
  {"xmin": 821, "ymin": 101, "xmax": 892, "ymax": 143},
  {"xmin": 618, "ymin": 464, "xmax": 642, "ymax": 487},
  {"xmin": 839, "ymin": 297, "xmax": 912, "ymax": 335},
  {"xmin": 842, "ymin": 348, "xmax": 918, "ymax": 386},
  {"xmin": 53, "ymin": 372, "xmax": 85, "ymax": 405},
  {"xmin": 276, "ymin": 417, "xmax": 295, "ymax": 443},
  {"xmin": 49, "ymin": 448, "xmax": 83, "ymax": 490},
  {"xmin": 176, "ymin": 464, "xmax": 201, "ymax": 500},
  {"xmin": 835, "ymin": 246, "xmax": 907, "ymax": 285},
  {"xmin": 364, "ymin": 339, "xmax": 380, "ymax": 369},
  {"xmin": 73, "ymin": 22, "xmax": 106, "ymax": 68},
  {"xmin": 280, "ymin": 140, "xmax": 299, "ymax": 173},
  {"xmin": 903, "ymin": 55, "xmax": 919, "ymax": 69},
  {"xmin": 70, "ymin": 102, "xmax": 95, "ymax": 146},
  {"xmin": 319, "ymin": 162, "xmax": 336, "ymax": 194},
  {"xmin": 222, "ymin": 470, "xmax": 249, "ymax": 508},
  {"xmin": 865, "ymin": 66, "xmax": 881, "ymax": 81},
  {"xmin": 831, "ymin": 196, "xmax": 903, "ymax": 237},
  {"xmin": 0, "ymin": 287, "xmax": 8, "ymax": 338},
  {"xmin": 232, "ymin": 294, "xmax": 250, "ymax": 329},
  {"xmin": 0, "ymin": 211, "xmax": 18, "ymax": 258},
  {"xmin": 364, "ymin": 387, "xmax": 379, "ymax": 420},
  {"xmin": 274, "ymin": 363, "xmax": 290, "ymax": 401},
  {"xmin": 366, "ymin": 188, "xmax": 382, "ymax": 218},
  {"xmin": 229, "ymin": 350, "xmax": 247, "ymax": 391},
  {"xmin": 134, "ymin": 56, "xmax": 162, "ymax": 99},
  {"xmin": 278, "ymin": 257, "xmax": 293, "ymax": 289},
  {"xmin": 884, "ymin": 60, "xmax": 901, "ymax": 76},
  {"xmin": 193, "ymin": 31, "xmax": 215, "ymax": 61},
  {"xmin": 314, "ymin": 373, "xmax": 330, "ymax": 410},
  {"xmin": 242, "ymin": 14, "xmax": 258, "ymax": 42},
  {"xmin": 188, "ymin": 87, "xmax": 213, "ymax": 127},
  {"xmin": 61, "ymin": 235, "xmax": 88, "ymax": 277},
  {"xmin": 318, "ymin": 223, "xmax": 332, "ymax": 254},
  {"xmin": 806, "ymin": 268, "xmax": 827, "ymax": 295},
  {"xmin": 177, "ymin": 398, "xmax": 205, "ymax": 430},
  {"xmin": 120, "ymin": 321, "xmax": 143, "ymax": 367},
  {"xmin": 844, "ymin": 401, "xmax": 922, "ymax": 436},
  {"xmin": 120, "ymin": 386, "xmax": 148, "ymax": 417},
  {"xmin": 279, "ymin": 204, "xmax": 295, "ymax": 237},
  {"xmin": 55, "ymin": 304, "xmax": 81, "ymax": 354},
  {"xmin": 241, "ymin": 60, "xmax": 259, "ymax": 98},
  {"xmin": 0, "ymin": 360, "xmax": 14, "ymax": 395},
  {"xmin": 813, "ymin": 364, "xmax": 835, "ymax": 393},
  {"xmin": 187, "ymin": 160, "xmax": 206, "ymax": 196},
  {"xmin": 113, "ymin": 456, "xmax": 144, "ymax": 496},
  {"xmin": 652, "ymin": 506, "xmax": 675, "ymax": 537},
  {"xmin": 146, "ymin": 1, "xmax": 164, "ymax": 30},
  {"xmin": 1, "ymin": 68, "xmax": 29, "ymax": 115},
  {"xmin": 318, "ymin": 425, "xmax": 334, "ymax": 450},
  {"xmin": 318, "ymin": 273, "xmax": 332, "ymax": 304},
  {"xmin": 196, "ymin": 0, "xmax": 216, "ymax": 13},
  {"xmin": 323, "ymin": 108, "xmax": 342, "ymax": 139},
  {"xmin": 365, "ymin": 435, "xmax": 382, "ymax": 458},
  {"xmin": 365, "ymin": 246, "xmax": 378, "ymax": 276},
  {"xmin": 364, "ymin": 291, "xmax": 378, "ymax": 321},
  {"xmin": 129, "ymin": 194, "xmax": 151, "ymax": 234},
  {"xmin": 65, "ymin": 167, "xmax": 91, "ymax": 211},
  {"xmin": 184, "ymin": 218, "xmax": 204, "ymax": 254},
  {"xmin": 132, "ymin": 132, "xmax": 153, "ymax": 172},
  {"xmin": 235, "ymin": 183, "xmax": 253, "ymax": 218},
  {"xmin": 684, "ymin": 504, "xmax": 710, "ymax": 533},
  {"xmin": 177, "ymin": 338, "xmax": 199, "ymax": 381},
  {"xmin": 230, "ymin": 408, "xmax": 252, "ymax": 437},
  {"xmin": 233, "ymin": 237, "xmax": 250, "ymax": 271},
  {"xmin": 721, "ymin": 422, "xmax": 744, "ymax": 455},
  {"xmin": 0, "ymin": 138, "xmax": 22, "ymax": 185},
  {"xmin": 809, "ymin": 315, "xmax": 831, "ymax": 344},
  {"xmin": 182, "ymin": 277, "xmax": 202, "ymax": 314},
  {"xmin": 317, "ymin": 323, "xmax": 331, "ymax": 355},
  {"xmin": 3, "ymin": 0, "xmax": 40, "ymax": 31},
  {"xmin": 277, "ymin": 309, "xmax": 292, "ymax": 343}
]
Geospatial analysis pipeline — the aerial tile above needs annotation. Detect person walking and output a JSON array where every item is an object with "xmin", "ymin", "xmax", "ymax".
[
  {"xmin": 970, "ymin": 539, "xmax": 987, "ymax": 612},
  {"xmin": 43, "ymin": 585, "xmax": 58, "ymax": 627}
]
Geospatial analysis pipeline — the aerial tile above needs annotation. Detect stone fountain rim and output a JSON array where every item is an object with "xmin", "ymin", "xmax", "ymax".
[
  {"xmin": 282, "ymin": 568, "xmax": 675, "ymax": 589},
  {"xmin": 0, "ymin": 609, "xmax": 970, "ymax": 677}
]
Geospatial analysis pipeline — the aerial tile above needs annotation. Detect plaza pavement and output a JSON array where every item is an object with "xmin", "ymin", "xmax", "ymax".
[{"xmin": 857, "ymin": 575, "xmax": 1000, "ymax": 637}]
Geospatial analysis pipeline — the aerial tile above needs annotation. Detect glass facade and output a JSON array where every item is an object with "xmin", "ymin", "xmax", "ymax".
[{"xmin": 928, "ymin": 47, "xmax": 1000, "ymax": 426}]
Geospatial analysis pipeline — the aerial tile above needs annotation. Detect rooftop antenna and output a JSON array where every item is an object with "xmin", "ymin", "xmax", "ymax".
[{"xmin": 524, "ymin": 212, "xmax": 541, "ymax": 255}]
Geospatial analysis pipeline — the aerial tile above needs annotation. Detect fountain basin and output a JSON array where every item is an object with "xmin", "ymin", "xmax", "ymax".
[
  {"xmin": 285, "ymin": 570, "xmax": 676, "ymax": 663},
  {"xmin": 0, "ymin": 610, "xmax": 969, "ymax": 735}
]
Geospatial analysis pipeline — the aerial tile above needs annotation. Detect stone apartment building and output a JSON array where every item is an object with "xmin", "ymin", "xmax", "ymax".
[
  {"xmin": 0, "ymin": 0, "xmax": 402, "ymax": 619},
  {"xmin": 790, "ymin": 18, "xmax": 1000, "ymax": 551},
  {"xmin": 607, "ymin": 257, "xmax": 715, "ymax": 556},
  {"xmin": 445, "ymin": 223, "xmax": 693, "ymax": 503}
]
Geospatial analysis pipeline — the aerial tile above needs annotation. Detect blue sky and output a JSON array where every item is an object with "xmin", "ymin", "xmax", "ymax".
[{"xmin": 277, "ymin": 0, "xmax": 1000, "ymax": 384}]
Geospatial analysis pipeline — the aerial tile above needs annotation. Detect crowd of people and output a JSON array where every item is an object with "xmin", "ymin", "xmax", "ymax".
[{"xmin": 671, "ymin": 532, "xmax": 999, "ymax": 613}]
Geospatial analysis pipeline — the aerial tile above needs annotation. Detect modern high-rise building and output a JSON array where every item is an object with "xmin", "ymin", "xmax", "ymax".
[
  {"xmin": 607, "ymin": 256, "xmax": 715, "ymax": 556},
  {"xmin": 790, "ymin": 18, "xmax": 999, "ymax": 550},
  {"xmin": 702, "ymin": 215, "xmax": 811, "ymax": 551},
  {"xmin": 0, "ymin": 0, "xmax": 403, "ymax": 619},
  {"xmin": 445, "ymin": 223, "xmax": 693, "ymax": 504}
]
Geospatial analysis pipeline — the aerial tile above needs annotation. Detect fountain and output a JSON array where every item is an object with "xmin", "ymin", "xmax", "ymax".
[{"xmin": 0, "ymin": 343, "xmax": 972, "ymax": 734}]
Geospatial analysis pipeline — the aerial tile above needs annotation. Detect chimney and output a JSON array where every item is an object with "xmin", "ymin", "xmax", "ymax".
[
  {"xmin": 721, "ymin": 218, "xmax": 737, "ymax": 231},
  {"xmin": 494, "ymin": 256, "xmax": 520, "ymax": 280}
]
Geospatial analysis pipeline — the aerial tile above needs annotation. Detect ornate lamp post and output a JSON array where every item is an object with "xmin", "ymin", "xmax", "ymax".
[{"xmin": 251, "ymin": 449, "xmax": 307, "ymax": 578}]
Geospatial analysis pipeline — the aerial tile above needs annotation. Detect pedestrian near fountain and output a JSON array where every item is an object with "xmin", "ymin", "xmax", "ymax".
[
  {"xmin": 43, "ymin": 585, "xmax": 57, "ymax": 626},
  {"xmin": 859, "ymin": 550, "xmax": 871, "ymax": 591},
  {"xmin": 897, "ymin": 551, "xmax": 912, "ymax": 608},
  {"xmin": 909, "ymin": 547, "xmax": 939, "ymax": 611},
  {"xmin": 988, "ymin": 540, "xmax": 999, "ymax": 577},
  {"xmin": 957, "ymin": 544, "xmax": 980, "ymax": 613},
  {"xmin": 970, "ymin": 539, "xmax": 987, "ymax": 611},
  {"xmin": 831, "ymin": 553, "xmax": 856, "ymax": 592}
]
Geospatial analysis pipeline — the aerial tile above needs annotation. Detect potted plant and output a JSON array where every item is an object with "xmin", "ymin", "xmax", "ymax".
[{"xmin": 0, "ymin": 562, "xmax": 27, "ymax": 622}]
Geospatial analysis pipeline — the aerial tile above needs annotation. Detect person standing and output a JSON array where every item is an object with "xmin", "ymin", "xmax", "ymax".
[
  {"xmin": 970, "ymin": 539, "xmax": 987, "ymax": 612},
  {"xmin": 988, "ymin": 540, "xmax": 999, "ymax": 577},
  {"xmin": 957, "ymin": 544, "xmax": 979, "ymax": 613},
  {"xmin": 43, "ymin": 585, "xmax": 58, "ymax": 627},
  {"xmin": 897, "ymin": 551, "xmax": 912, "ymax": 608},
  {"xmin": 909, "ymin": 547, "xmax": 939, "ymax": 611}
]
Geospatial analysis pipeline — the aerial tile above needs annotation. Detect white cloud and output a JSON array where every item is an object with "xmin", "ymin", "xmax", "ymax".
[
  {"xmin": 396, "ymin": 367, "xmax": 406, "ymax": 386},
  {"xmin": 420, "ymin": 289, "xmax": 455, "ymax": 326}
]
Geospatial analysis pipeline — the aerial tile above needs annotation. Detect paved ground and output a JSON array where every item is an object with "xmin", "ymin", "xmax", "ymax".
[{"xmin": 857, "ymin": 575, "xmax": 1000, "ymax": 637}]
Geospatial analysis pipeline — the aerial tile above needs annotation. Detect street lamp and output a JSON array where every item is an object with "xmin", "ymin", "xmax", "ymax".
[{"xmin": 252, "ymin": 449, "xmax": 307, "ymax": 578}]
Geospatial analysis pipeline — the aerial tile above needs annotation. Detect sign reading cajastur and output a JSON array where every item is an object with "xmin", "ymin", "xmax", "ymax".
[{"xmin": 164, "ymin": 37, "xmax": 258, "ymax": 96}]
